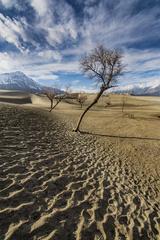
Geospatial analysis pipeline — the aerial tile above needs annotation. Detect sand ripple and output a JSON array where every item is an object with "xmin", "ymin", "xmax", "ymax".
[{"xmin": 0, "ymin": 105, "xmax": 159, "ymax": 240}]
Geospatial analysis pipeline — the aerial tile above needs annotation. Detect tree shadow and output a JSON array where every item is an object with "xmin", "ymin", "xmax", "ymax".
[{"xmin": 79, "ymin": 130, "xmax": 160, "ymax": 141}]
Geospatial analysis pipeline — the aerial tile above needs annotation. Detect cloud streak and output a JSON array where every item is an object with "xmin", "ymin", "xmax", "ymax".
[{"xmin": 0, "ymin": 0, "xmax": 159, "ymax": 90}]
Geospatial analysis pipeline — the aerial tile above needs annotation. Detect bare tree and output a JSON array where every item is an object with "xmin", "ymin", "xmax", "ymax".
[
  {"xmin": 50, "ymin": 96, "xmax": 63, "ymax": 112},
  {"xmin": 65, "ymin": 84, "xmax": 72, "ymax": 96},
  {"xmin": 77, "ymin": 93, "xmax": 88, "ymax": 108},
  {"xmin": 63, "ymin": 84, "xmax": 73, "ymax": 104},
  {"xmin": 44, "ymin": 86, "xmax": 79, "ymax": 112},
  {"xmin": 44, "ymin": 91, "xmax": 55, "ymax": 111},
  {"xmin": 44, "ymin": 90, "xmax": 63, "ymax": 112},
  {"xmin": 73, "ymin": 45, "xmax": 124, "ymax": 132}
]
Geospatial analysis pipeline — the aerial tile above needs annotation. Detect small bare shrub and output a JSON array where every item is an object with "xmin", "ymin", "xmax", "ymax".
[
  {"xmin": 77, "ymin": 93, "xmax": 88, "ymax": 108},
  {"xmin": 128, "ymin": 113, "xmax": 135, "ymax": 119},
  {"xmin": 105, "ymin": 95, "xmax": 111, "ymax": 107}
]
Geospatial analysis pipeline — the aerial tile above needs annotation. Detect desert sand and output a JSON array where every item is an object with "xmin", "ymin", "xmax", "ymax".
[{"xmin": 0, "ymin": 92, "xmax": 160, "ymax": 240}]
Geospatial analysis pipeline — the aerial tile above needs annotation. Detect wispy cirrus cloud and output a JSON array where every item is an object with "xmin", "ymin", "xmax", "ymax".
[
  {"xmin": 0, "ymin": 0, "xmax": 159, "ymax": 90},
  {"xmin": 0, "ymin": 13, "xmax": 28, "ymax": 51}
]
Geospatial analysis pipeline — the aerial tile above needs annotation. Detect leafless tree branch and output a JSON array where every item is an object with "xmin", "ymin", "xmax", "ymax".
[{"xmin": 74, "ymin": 45, "xmax": 124, "ymax": 132}]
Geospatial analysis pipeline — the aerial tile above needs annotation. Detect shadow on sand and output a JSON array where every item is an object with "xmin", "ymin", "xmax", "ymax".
[
  {"xmin": 79, "ymin": 130, "xmax": 160, "ymax": 141},
  {"xmin": 0, "ymin": 97, "xmax": 32, "ymax": 104}
]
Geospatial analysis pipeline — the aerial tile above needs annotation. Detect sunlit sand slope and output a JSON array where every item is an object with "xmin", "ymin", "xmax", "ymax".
[{"xmin": 0, "ymin": 105, "xmax": 159, "ymax": 240}]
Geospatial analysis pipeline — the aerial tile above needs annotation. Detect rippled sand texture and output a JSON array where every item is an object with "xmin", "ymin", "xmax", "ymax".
[{"xmin": 0, "ymin": 105, "xmax": 160, "ymax": 240}]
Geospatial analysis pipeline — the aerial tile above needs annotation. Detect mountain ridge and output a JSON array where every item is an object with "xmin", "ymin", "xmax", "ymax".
[
  {"xmin": 111, "ymin": 80, "xmax": 160, "ymax": 96},
  {"xmin": 0, "ymin": 71, "xmax": 159, "ymax": 96},
  {"xmin": 0, "ymin": 71, "xmax": 62, "ymax": 94}
]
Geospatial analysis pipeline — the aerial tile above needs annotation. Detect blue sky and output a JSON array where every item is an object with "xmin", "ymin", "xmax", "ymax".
[{"xmin": 0, "ymin": 0, "xmax": 160, "ymax": 91}]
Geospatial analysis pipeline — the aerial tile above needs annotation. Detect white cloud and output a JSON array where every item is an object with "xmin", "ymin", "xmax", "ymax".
[
  {"xmin": 0, "ymin": 46, "xmax": 160, "ymax": 86},
  {"xmin": 0, "ymin": 0, "xmax": 16, "ymax": 8},
  {"xmin": 46, "ymin": 18, "xmax": 77, "ymax": 46},
  {"xmin": 87, "ymin": 3, "xmax": 157, "ymax": 48},
  {"xmin": 69, "ymin": 85, "xmax": 97, "ymax": 93},
  {"xmin": 0, "ymin": 0, "xmax": 159, "ymax": 91},
  {"xmin": 38, "ymin": 50, "xmax": 62, "ymax": 61},
  {"xmin": 0, "ymin": 14, "xmax": 28, "ymax": 51},
  {"xmin": 27, "ymin": 61, "xmax": 79, "ymax": 75},
  {"xmin": 61, "ymin": 1, "xmax": 159, "ymax": 61},
  {"xmin": 28, "ymin": 0, "xmax": 78, "ymax": 46},
  {"xmin": 0, "ymin": 51, "xmax": 79, "ymax": 80},
  {"xmin": 0, "ymin": 0, "xmax": 159, "ymax": 53},
  {"xmin": 0, "ymin": 52, "xmax": 17, "ymax": 71},
  {"xmin": 0, "ymin": 0, "xmax": 23, "ymax": 10},
  {"xmin": 29, "ymin": 0, "xmax": 50, "ymax": 17},
  {"xmin": 35, "ymin": 74, "xmax": 59, "ymax": 81},
  {"xmin": 123, "ymin": 48, "xmax": 160, "ymax": 74}
]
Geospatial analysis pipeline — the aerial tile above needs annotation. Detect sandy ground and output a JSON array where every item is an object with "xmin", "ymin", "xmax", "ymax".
[{"xmin": 0, "ymin": 92, "xmax": 160, "ymax": 240}]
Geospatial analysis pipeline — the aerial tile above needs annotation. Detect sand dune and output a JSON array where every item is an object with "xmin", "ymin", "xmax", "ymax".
[
  {"xmin": 0, "ymin": 90, "xmax": 32, "ymax": 105},
  {"xmin": 0, "ymin": 104, "xmax": 160, "ymax": 240}
]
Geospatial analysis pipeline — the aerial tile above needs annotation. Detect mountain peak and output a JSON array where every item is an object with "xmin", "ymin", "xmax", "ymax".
[
  {"xmin": 0, "ymin": 71, "xmax": 64, "ymax": 94},
  {"xmin": 0, "ymin": 71, "xmax": 42, "ymax": 92},
  {"xmin": 14, "ymin": 71, "xmax": 26, "ymax": 75},
  {"xmin": 2, "ymin": 71, "xmax": 25, "ymax": 76}
]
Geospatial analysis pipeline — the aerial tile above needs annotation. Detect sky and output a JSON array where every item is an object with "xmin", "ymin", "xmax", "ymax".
[{"xmin": 0, "ymin": 0, "xmax": 160, "ymax": 92}]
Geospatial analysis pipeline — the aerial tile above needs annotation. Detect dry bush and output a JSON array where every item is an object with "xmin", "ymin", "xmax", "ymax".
[{"xmin": 77, "ymin": 93, "xmax": 88, "ymax": 108}]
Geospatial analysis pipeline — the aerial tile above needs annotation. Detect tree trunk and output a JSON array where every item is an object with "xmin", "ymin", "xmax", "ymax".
[
  {"xmin": 73, "ymin": 87, "xmax": 105, "ymax": 132},
  {"xmin": 50, "ymin": 99, "xmax": 53, "ymax": 111},
  {"xmin": 49, "ymin": 99, "xmax": 61, "ymax": 112}
]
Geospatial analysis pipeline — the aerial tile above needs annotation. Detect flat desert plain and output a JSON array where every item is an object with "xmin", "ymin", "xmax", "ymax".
[{"xmin": 0, "ymin": 91, "xmax": 160, "ymax": 240}]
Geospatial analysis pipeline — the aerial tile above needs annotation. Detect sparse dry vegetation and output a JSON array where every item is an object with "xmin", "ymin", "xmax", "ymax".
[
  {"xmin": 77, "ymin": 93, "xmax": 88, "ymax": 108},
  {"xmin": 44, "ymin": 89, "xmax": 79, "ymax": 112},
  {"xmin": 44, "ymin": 90, "xmax": 65, "ymax": 112}
]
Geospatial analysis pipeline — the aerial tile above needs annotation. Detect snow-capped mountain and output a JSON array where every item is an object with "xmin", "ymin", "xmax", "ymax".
[
  {"xmin": 0, "ymin": 71, "xmax": 42, "ymax": 92},
  {"xmin": 112, "ymin": 80, "xmax": 160, "ymax": 96},
  {"xmin": 0, "ymin": 71, "xmax": 63, "ymax": 94}
]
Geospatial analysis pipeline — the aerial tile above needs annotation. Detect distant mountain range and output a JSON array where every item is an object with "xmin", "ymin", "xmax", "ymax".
[
  {"xmin": 0, "ymin": 71, "xmax": 159, "ymax": 96},
  {"xmin": 0, "ymin": 71, "xmax": 63, "ymax": 94},
  {"xmin": 111, "ymin": 80, "xmax": 160, "ymax": 96}
]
